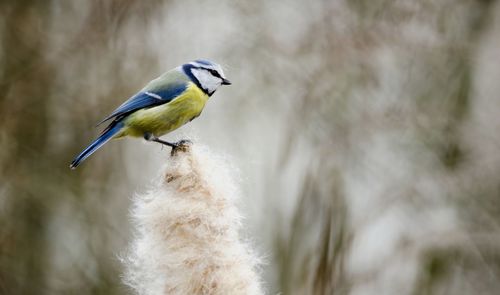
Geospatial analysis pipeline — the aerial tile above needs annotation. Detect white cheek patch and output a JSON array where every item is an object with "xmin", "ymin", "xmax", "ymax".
[{"xmin": 191, "ymin": 68, "xmax": 221, "ymax": 94}]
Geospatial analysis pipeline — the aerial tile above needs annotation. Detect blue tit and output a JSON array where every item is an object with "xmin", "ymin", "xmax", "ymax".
[{"xmin": 70, "ymin": 59, "xmax": 231, "ymax": 169}]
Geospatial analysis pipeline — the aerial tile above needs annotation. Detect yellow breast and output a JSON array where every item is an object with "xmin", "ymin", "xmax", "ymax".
[{"xmin": 121, "ymin": 83, "xmax": 209, "ymax": 137}]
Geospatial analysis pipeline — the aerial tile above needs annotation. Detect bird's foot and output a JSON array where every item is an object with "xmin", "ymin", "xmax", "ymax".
[
  {"xmin": 170, "ymin": 139, "xmax": 192, "ymax": 156},
  {"xmin": 144, "ymin": 133, "xmax": 192, "ymax": 156},
  {"xmin": 144, "ymin": 133, "xmax": 193, "ymax": 156}
]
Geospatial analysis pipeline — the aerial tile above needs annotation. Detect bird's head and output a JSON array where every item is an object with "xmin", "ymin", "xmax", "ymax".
[{"xmin": 182, "ymin": 59, "xmax": 231, "ymax": 96}]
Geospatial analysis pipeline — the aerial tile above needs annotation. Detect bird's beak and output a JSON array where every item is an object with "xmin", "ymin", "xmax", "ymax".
[{"xmin": 221, "ymin": 78, "xmax": 232, "ymax": 85}]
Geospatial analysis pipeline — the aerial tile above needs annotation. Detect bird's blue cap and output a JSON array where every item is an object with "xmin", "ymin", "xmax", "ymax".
[{"xmin": 194, "ymin": 59, "xmax": 215, "ymax": 66}]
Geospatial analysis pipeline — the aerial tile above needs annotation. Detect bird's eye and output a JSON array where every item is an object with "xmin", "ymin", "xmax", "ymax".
[{"xmin": 208, "ymin": 69, "xmax": 220, "ymax": 78}]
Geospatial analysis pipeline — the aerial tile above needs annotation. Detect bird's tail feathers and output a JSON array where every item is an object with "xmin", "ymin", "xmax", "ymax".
[{"xmin": 70, "ymin": 121, "xmax": 123, "ymax": 169}]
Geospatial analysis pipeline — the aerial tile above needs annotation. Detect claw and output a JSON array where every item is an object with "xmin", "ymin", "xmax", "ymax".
[
  {"xmin": 176, "ymin": 139, "xmax": 193, "ymax": 146},
  {"xmin": 170, "ymin": 139, "xmax": 192, "ymax": 156}
]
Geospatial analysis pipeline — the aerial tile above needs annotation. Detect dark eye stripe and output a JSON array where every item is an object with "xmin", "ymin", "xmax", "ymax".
[{"xmin": 208, "ymin": 69, "xmax": 221, "ymax": 78}]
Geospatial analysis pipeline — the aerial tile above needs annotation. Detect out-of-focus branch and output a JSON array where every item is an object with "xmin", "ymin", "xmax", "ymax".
[{"xmin": 123, "ymin": 144, "xmax": 263, "ymax": 295}]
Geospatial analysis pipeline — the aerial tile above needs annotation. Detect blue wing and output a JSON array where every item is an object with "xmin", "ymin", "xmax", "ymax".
[{"xmin": 96, "ymin": 82, "xmax": 187, "ymax": 126}]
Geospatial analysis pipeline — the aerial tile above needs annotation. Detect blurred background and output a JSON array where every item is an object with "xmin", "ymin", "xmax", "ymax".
[{"xmin": 1, "ymin": 0, "xmax": 500, "ymax": 294}]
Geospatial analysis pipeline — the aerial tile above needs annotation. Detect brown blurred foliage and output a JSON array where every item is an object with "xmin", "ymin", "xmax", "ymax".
[{"xmin": 0, "ymin": 1, "xmax": 162, "ymax": 294}]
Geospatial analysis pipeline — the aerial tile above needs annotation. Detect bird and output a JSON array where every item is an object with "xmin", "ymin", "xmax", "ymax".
[{"xmin": 69, "ymin": 59, "xmax": 231, "ymax": 169}]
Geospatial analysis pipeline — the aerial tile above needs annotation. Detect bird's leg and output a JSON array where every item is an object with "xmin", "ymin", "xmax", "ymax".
[
  {"xmin": 144, "ymin": 133, "xmax": 193, "ymax": 155},
  {"xmin": 152, "ymin": 138, "xmax": 177, "ymax": 148},
  {"xmin": 144, "ymin": 133, "xmax": 176, "ymax": 148}
]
